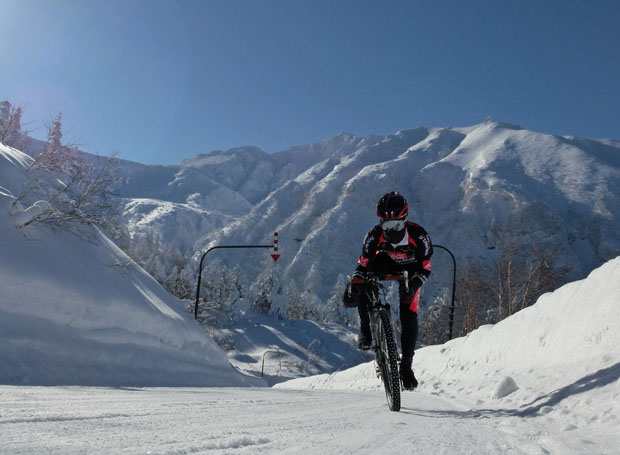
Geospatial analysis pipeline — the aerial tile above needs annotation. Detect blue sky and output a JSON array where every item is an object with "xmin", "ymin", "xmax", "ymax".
[{"xmin": 1, "ymin": 0, "xmax": 619, "ymax": 164}]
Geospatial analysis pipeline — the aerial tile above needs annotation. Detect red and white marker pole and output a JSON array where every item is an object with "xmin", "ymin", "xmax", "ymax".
[{"xmin": 271, "ymin": 232, "xmax": 280, "ymax": 262}]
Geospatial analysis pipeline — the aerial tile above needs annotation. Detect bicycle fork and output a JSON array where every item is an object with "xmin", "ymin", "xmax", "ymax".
[{"xmin": 368, "ymin": 311, "xmax": 382, "ymax": 379}]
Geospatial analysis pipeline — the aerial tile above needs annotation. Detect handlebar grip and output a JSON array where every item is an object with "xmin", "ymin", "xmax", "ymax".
[
  {"xmin": 346, "ymin": 275, "xmax": 353, "ymax": 297},
  {"xmin": 351, "ymin": 274, "xmax": 406, "ymax": 284}
]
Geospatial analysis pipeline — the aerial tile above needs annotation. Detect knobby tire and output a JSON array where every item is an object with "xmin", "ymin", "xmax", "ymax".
[{"xmin": 377, "ymin": 309, "xmax": 401, "ymax": 412}]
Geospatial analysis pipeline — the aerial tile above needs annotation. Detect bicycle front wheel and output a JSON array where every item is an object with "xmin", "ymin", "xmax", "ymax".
[{"xmin": 377, "ymin": 309, "xmax": 401, "ymax": 411}]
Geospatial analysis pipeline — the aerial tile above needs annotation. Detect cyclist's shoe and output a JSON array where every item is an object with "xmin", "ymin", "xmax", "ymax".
[
  {"xmin": 400, "ymin": 368, "xmax": 418, "ymax": 391},
  {"xmin": 356, "ymin": 327, "xmax": 372, "ymax": 350}
]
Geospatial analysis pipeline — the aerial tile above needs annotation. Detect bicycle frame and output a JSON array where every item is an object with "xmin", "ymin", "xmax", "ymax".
[{"xmin": 346, "ymin": 272, "xmax": 408, "ymax": 411}]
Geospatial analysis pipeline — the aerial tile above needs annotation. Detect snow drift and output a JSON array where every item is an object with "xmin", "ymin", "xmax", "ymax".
[{"xmin": 0, "ymin": 143, "xmax": 263, "ymax": 386}]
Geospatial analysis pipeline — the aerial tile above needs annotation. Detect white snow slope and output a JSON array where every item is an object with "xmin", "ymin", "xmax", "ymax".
[
  {"xmin": 277, "ymin": 256, "xmax": 620, "ymax": 451},
  {"xmin": 0, "ymin": 143, "xmax": 263, "ymax": 387}
]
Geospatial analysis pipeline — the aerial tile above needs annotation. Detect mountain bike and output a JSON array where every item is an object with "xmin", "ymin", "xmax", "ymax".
[{"xmin": 346, "ymin": 271, "xmax": 409, "ymax": 412}]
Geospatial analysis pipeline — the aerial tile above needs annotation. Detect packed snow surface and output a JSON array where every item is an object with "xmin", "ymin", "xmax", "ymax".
[{"xmin": 2, "ymin": 384, "xmax": 608, "ymax": 455}]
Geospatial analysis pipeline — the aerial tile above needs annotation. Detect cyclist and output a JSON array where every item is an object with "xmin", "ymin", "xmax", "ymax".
[{"xmin": 343, "ymin": 191, "xmax": 433, "ymax": 390}]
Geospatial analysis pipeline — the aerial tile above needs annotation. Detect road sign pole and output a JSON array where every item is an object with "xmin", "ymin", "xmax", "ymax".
[{"xmin": 194, "ymin": 235, "xmax": 280, "ymax": 320}]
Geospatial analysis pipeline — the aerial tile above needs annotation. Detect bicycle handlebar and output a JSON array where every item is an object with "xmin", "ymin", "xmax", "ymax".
[{"xmin": 346, "ymin": 271, "xmax": 409, "ymax": 296}]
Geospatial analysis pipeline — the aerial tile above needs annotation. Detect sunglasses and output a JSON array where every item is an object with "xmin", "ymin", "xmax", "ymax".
[{"xmin": 381, "ymin": 219, "xmax": 405, "ymax": 231}]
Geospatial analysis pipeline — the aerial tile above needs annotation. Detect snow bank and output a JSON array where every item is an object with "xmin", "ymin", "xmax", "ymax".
[
  {"xmin": 412, "ymin": 256, "xmax": 620, "ymax": 401},
  {"xmin": 0, "ymin": 144, "xmax": 264, "ymax": 386},
  {"xmin": 277, "ymin": 257, "xmax": 620, "ymax": 437}
]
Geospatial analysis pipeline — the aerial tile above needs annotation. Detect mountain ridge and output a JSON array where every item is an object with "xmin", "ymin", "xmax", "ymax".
[{"xmin": 12, "ymin": 119, "xmax": 620, "ymax": 322}]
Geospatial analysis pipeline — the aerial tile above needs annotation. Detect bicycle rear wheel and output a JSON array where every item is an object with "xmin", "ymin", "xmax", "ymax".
[{"xmin": 377, "ymin": 309, "xmax": 401, "ymax": 411}]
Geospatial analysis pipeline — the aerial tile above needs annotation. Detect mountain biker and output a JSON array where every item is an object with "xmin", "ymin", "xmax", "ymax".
[{"xmin": 343, "ymin": 191, "xmax": 433, "ymax": 390}]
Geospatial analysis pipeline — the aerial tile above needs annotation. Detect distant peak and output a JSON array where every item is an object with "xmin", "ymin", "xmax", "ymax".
[
  {"xmin": 322, "ymin": 133, "xmax": 360, "ymax": 145},
  {"xmin": 481, "ymin": 116, "xmax": 523, "ymax": 131},
  {"xmin": 178, "ymin": 146, "xmax": 267, "ymax": 167},
  {"xmin": 216, "ymin": 145, "xmax": 265, "ymax": 155}
]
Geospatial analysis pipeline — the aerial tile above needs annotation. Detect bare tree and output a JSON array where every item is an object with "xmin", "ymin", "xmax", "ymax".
[
  {"xmin": 451, "ymin": 224, "xmax": 568, "ymax": 337},
  {"xmin": 491, "ymin": 226, "xmax": 567, "ymax": 321},
  {"xmin": 455, "ymin": 260, "xmax": 495, "ymax": 333}
]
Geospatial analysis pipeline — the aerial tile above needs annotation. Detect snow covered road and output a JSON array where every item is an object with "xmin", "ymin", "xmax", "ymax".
[{"xmin": 0, "ymin": 385, "xmax": 599, "ymax": 454}]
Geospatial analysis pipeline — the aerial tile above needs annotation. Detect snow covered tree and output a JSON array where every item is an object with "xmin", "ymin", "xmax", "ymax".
[
  {"xmin": 145, "ymin": 254, "xmax": 167, "ymax": 283},
  {"xmin": 197, "ymin": 262, "xmax": 245, "ymax": 311},
  {"xmin": 13, "ymin": 113, "xmax": 122, "ymax": 231},
  {"xmin": 252, "ymin": 272, "xmax": 270, "ymax": 314},
  {"xmin": 0, "ymin": 101, "xmax": 12, "ymax": 144},
  {"xmin": 323, "ymin": 274, "xmax": 356, "ymax": 327},
  {"xmin": 0, "ymin": 101, "xmax": 8, "ymax": 127},
  {"xmin": 164, "ymin": 248, "xmax": 194, "ymax": 300},
  {"xmin": 285, "ymin": 279, "xmax": 305, "ymax": 320},
  {"xmin": 29, "ymin": 112, "xmax": 67, "ymax": 175},
  {"xmin": 118, "ymin": 230, "xmax": 198, "ymax": 301},
  {"xmin": 171, "ymin": 269, "xmax": 192, "ymax": 300},
  {"xmin": 422, "ymin": 304, "xmax": 446, "ymax": 346},
  {"xmin": 0, "ymin": 101, "xmax": 25, "ymax": 149}
]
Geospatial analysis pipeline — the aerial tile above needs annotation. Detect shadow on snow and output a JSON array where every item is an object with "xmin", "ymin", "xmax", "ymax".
[{"xmin": 401, "ymin": 362, "xmax": 620, "ymax": 419}]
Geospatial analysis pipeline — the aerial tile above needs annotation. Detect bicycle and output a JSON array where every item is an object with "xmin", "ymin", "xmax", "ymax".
[{"xmin": 346, "ymin": 271, "xmax": 409, "ymax": 412}]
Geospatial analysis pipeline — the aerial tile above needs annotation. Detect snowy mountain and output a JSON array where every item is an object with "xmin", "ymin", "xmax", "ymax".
[
  {"xmin": 115, "ymin": 119, "xmax": 620, "ymax": 320},
  {"xmin": 0, "ymin": 143, "xmax": 262, "ymax": 386},
  {"xmin": 115, "ymin": 134, "xmax": 371, "ymax": 246}
]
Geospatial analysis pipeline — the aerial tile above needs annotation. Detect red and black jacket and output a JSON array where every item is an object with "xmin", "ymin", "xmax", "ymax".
[{"xmin": 355, "ymin": 221, "xmax": 433, "ymax": 285}]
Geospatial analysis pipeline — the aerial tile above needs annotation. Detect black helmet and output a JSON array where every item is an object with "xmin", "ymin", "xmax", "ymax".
[
  {"xmin": 376, "ymin": 191, "xmax": 409, "ymax": 221},
  {"xmin": 377, "ymin": 192, "xmax": 408, "ymax": 243}
]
